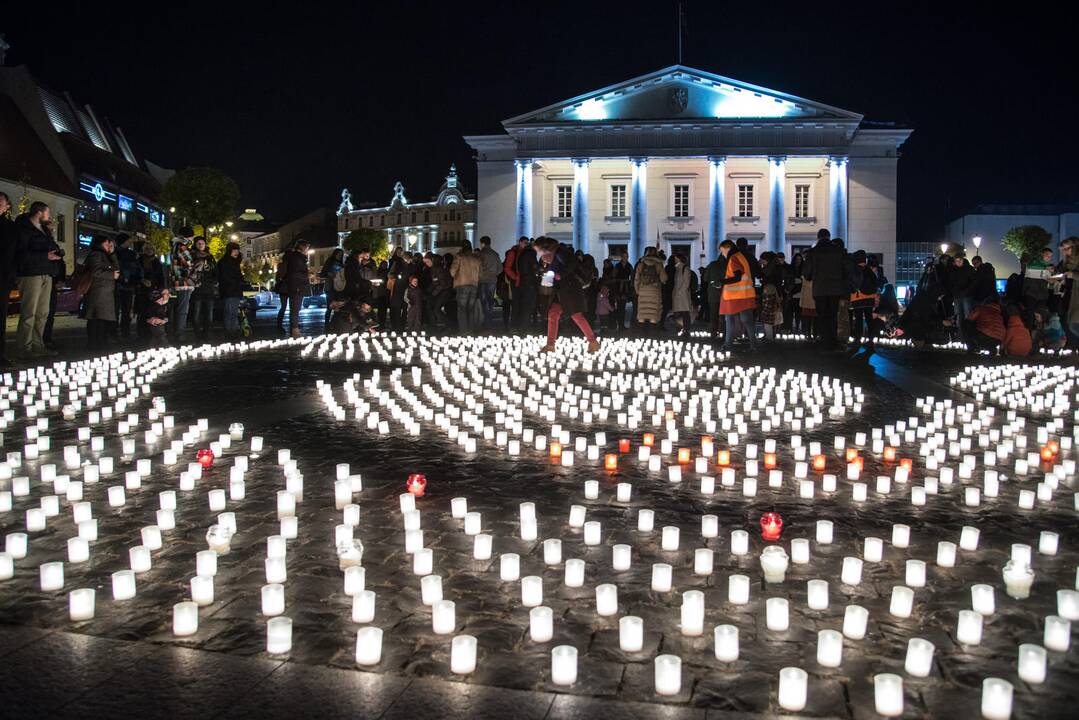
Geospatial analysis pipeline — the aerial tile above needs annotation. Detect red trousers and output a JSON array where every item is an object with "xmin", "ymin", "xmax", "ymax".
[{"xmin": 547, "ymin": 302, "xmax": 596, "ymax": 345}]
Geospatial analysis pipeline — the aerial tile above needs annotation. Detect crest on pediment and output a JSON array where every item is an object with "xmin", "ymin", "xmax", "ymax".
[{"xmin": 668, "ymin": 87, "xmax": 688, "ymax": 114}]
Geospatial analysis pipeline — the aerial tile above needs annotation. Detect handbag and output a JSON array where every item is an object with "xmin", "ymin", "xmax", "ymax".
[{"xmin": 70, "ymin": 265, "xmax": 93, "ymax": 296}]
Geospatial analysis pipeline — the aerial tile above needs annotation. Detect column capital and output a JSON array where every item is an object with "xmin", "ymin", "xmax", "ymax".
[
  {"xmin": 571, "ymin": 157, "xmax": 592, "ymax": 167},
  {"xmin": 768, "ymin": 155, "xmax": 787, "ymax": 165},
  {"xmin": 827, "ymin": 155, "xmax": 849, "ymax": 166},
  {"xmin": 515, "ymin": 158, "xmax": 533, "ymax": 168},
  {"xmin": 707, "ymin": 155, "xmax": 727, "ymax": 165},
  {"xmin": 629, "ymin": 156, "xmax": 649, "ymax": 167}
]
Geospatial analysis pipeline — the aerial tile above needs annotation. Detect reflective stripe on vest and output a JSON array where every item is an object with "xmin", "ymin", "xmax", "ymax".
[{"xmin": 724, "ymin": 254, "xmax": 755, "ymax": 300}]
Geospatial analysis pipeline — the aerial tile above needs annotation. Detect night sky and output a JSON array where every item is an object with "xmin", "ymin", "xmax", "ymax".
[{"xmin": 5, "ymin": 1, "xmax": 1077, "ymax": 245}]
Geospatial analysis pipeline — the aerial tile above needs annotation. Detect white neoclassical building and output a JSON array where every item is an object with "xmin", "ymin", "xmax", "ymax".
[{"xmin": 466, "ymin": 65, "xmax": 912, "ymax": 273}]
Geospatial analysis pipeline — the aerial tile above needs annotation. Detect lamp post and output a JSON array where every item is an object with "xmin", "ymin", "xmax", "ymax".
[
  {"xmin": 940, "ymin": 243, "xmax": 949, "ymax": 255},
  {"xmin": 972, "ymin": 235, "xmax": 982, "ymax": 250}
]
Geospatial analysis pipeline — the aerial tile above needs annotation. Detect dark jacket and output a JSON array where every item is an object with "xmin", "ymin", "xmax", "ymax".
[
  {"xmin": 280, "ymin": 249, "xmax": 309, "ymax": 293},
  {"xmin": 137, "ymin": 254, "xmax": 166, "ymax": 292},
  {"xmin": 116, "ymin": 245, "xmax": 141, "ymax": 289},
  {"xmin": 191, "ymin": 250, "xmax": 218, "ymax": 297},
  {"xmin": 971, "ymin": 263, "xmax": 997, "ymax": 302},
  {"xmin": 548, "ymin": 244, "xmax": 588, "ymax": 316},
  {"xmin": 13, "ymin": 215, "xmax": 60, "ymax": 278},
  {"xmin": 0, "ymin": 215, "xmax": 19, "ymax": 285},
  {"xmin": 516, "ymin": 246, "xmax": 540, "ymax": 288},
  {"xmin": 427, "ymin": 262, "xmax": 453, "ymax": 297},
  {"xmin": 702, "ymin": 257, "xmax": 727, "ymax": 305},
  {"xmin": 948, "ymin": 260, "xmax": 976, "ymax": 299},
  {"xmin": 802, "ymin": 240, "xmax": 847, "ymax": 297},
  {"xmin": 217, "ymin": 252, "xmax": 245, "ymax": 299},
  {"xmin": 477, "ymin": 246, "xmax": 501, "ymax": 283},
  {"xmin": 601, "ymin": 260, "xmax": 632, "ymax": 300},
  {"xmin": 83, "ymin": 250, "xmax": 119, "ymax": 321}
]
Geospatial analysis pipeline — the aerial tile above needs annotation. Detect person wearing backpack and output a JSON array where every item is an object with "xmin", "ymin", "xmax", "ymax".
[
  {"xmin": 848, "ymin": 250, "xmax": 880, "ymax": 352},
  {"xmin": 533, "ymin": 236, "xmax": 600, "ymax": 353},
  {"xmin": 634, "ymin": 247, "xmax": 667, "ymax": 332}
]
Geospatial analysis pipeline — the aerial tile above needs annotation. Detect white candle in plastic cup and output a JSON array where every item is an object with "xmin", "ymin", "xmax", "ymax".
[
  {"xmin": 451, "ymin": 634, "xmax": 477, "ymax": 674},
  {"xmin": 904, "ymin": 637, "xmax": 934, "ymax": 677},
  {"xmin": 530, "ymin": 606, "xmax": 553, "ymax": 642},
  {"xmin": 680, "ymin": 590, "xmax": 704, "ymax": 636},
  {"xmin": 355, "ymin": 627, "xmax": 383, "ymax": 666},
  {"xmin": 191, "ymin": 575, "xmax": 214, "ymax": 606},
  {"xmin": 564, "ymin": 558, "xmax": 585, "ymax": 587},
  {"xmin": 654, "ymin": 654, "xmax": 682, "ymax": 696},
  {"xmin": 261, "ymin": 583, "xmax": 285, "ymax": 616},
  {"xmin": 1059, "ymin": 589, "xmax": 1079, "ymax": 620},
  {"xmin": 728, "ymin": 574, "xmax": 750, "ymax": 605},
  {"xmin": 1044, "ymin": 615, "xmax": 1071, "ymax": 652},
  {"xmin": 637, "ymin": 509, "xmax": 654, "ymax": 532},
  {"xmin": 69, "ymin": 588, "xmax": 95, "ymax": 621},
  {"xmin": 651, "ymin": 563, "xmax": 673, "ymax": 592},
  {"xmin": 874, "ymin": 673, "xmax": 904, "ymax": 717},
  {"xmin": 197, "ymin": 550, "xmax": 218, "ymax": 577},
  {"xmin": 981, "ymin": 678, "xmax": 1013, "ymax": 720},
  {"xmin": 551, "ymin": 645, "xmax": 577, "ymax": 685},
  {"xmin": 1017, "ymin": 643, "xmax": 1046, "ymax": 684},
  {"xmin": 843, "ymin": 605, "xmax": 869, "ymax": 639},
  {"xmin": 432, "ymin": 599, "xmax": 455, "ymax": 634},
  {"xmin": 778, "ymin": 666, "xmax": 808, "ymax": 711},
  {"xmin": 890, "ymin": 586, "xmax": 914, "ymax": 618},
  {"xmin": 173, "ymin": 601, "xmax": 198, "ymax": 636},
  {"xmin": 500, "ymin": 553, "xmax": 520, "ymax": 582},
  {"xmin": 619, "ymin": 616, "xmax": 643, "ymax": 652},
  {"xmin": 730, "ymin": 530, "xmax": 749, "ymax": 556},
  {"xmin": 613, "ymin": 544, "xmax": 632, "ymax": 571},
  {"xmin": 807, "ymin": 579, "xmax": 829, "ymax": 610},
  {"xmin": 972, "ymin": 584, "xmax": 995, "ymax": 615},
  {"xmin": 693, "ymin": 548, "xmax": 713, "ymax": 576},
  {"xmin": 521, "ymin": 576, "xmax": 543, "ymax": 607},
  {"xmin": 936, "ymin": 541, "xmax": 957, "ymax": 567},
  {"xmin": 352, "ymin": 590, "xmax": 376, "ymax": 623},
  {"xmin": 841, "ymin": 557, "xmax": 863, "ymax": 586},
  {"xmin": 816, "ymin": 520, "xmax": 833, "ymax": 544},
  {"xmin": 714, "ymin": 624, "xmax": 739, "ymax": 661},
  {"xmin": 957, "ymin": 609, "xmax": 983, "ymax": 645},
  {"xmin": 817, "ymin": 629, "xmax": 843, "ymax": 667},
  {"xmin": 267, "ymin": 617, "xmax": 292, "ymax": 654},
  {"xmin": 596, "ymin": 583, "xmax": 618, "ymax": 617},
  {"xmin": 766, "ymin": 597, "xmax": 790, "ymax": 631}
]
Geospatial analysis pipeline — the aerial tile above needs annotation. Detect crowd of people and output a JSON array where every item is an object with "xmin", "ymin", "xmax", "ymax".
[{"xmin": 3, "ymin": 189, "xmax": 1077, "ymax": 364}]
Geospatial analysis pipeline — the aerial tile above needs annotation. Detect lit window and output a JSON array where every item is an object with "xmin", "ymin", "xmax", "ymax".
[
  {"xmin": 794, "ymin": 184, "xmax": 810, "ymax": 219},
  {"xmin": 738, "ymin": 185, "xmax": 754, "ymax": 217},
  {"xmin": 673, "ymin": 184, "xmax": 690, "ymax": 218},
  {"xmin": 556, "ymin": 185, "xmax": 573, "ymax": 218},
  {"xmin": 610, "ymin": 185, "xmax": 627, "ymax": 217}
]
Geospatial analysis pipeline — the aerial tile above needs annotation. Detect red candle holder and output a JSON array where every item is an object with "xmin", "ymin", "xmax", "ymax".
[
  {"xmin": 196, "ymin": 449, "xmax": 214, "ymax": 468},
  {"xmin": 763, "ymin": 452, "xmax": 777, "ymax": 469},
  {"xmin": 618, "ymin": 438, "xmax": 631, "ymax": 453},
  {"xmin": 677, "ymin": 448, "xmax": 691, "ymax": 464},
  {"xmin": 845, "ymin": 448, "xmax": 859, "ymax": 463},
  {"xmin": 549, "ymin": 442, "xmax": 562, "ymax": 458},
  {"xmin": 812, "ymin": 455, "xmax": 827, "ymax": 472},
  {"xmin": 406, "ymin": 474, "xmax": 427, "ymax": 497},
  {"xmin": 716, "ymin": 450, "xmax": 731, "ymax": 467},
  {"xmin": 760, "ymin": 512, "xmax": 783, "ymax": 541},
  {"xmin": 642, "ymin": 433, "xmax": 655, "ymax": 447},
  {"xmin": 1047, "ymin": 440, "xmax": 1060, "ymax": 455},
  {"xmin": 604, "ymin": 454, "xmax": 618, "ymax": 471},
  {"xmin": 899, "ymin": 458, "xmax": 913, "ymax": 472},
  {"xmin": 1040, "ymin": 446, "xmax": 1054, "ymax": 462},
  {"xmin": 883, "ymin": 446, "xmax": 897, "ymax": 462}
]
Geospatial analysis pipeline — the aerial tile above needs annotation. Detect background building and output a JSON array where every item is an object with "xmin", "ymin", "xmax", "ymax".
[
  {"xmin": 944, "ymin": 203, "xmax": 1078, "ymax": 278},
  {"xmin": 337, "ymin": 165, "xmax": 476, "ymax": 254},
  {"xmin": 248, "ymin": 207, "xmax": 338, "ymax": 280},
  {"xmin": 0, "ymin": 62, "xmax": 172, "ymax": 270},
  {"xmin": 465, "ymin": 65, "xmax": 911, "ymax": 274}
]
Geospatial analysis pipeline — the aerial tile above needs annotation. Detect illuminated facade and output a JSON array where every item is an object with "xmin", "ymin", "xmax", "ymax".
[
  {"xmin": 466, "ymin": 65, "xmax": 912, "ymax": 273},
  {"xmin": 336, "ymin": 165, "xmax": 476, "ymax": 254}
]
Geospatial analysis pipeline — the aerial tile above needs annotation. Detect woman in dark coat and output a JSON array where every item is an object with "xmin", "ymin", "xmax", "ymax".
[
  {"xmin": 217, "ymin": 242, "xmax": 245, "ymax": 340},
  {"xmin": 189, "ymin": 236, "xmax": 218, "ymax": 340},
  {"xmin": 320, "ymin": 248, "xmax": 345, "ymax": 328},
  {"xmin": 83, "ymin": 235, "xmax": 120, "ymax": 352},
  {"xmin": 534, "ymin": 237, "xmax": 599, "ymax": 353},
  {"xmin": 277, "ymin": 239, "xmax": 310, "ymax": 337}
]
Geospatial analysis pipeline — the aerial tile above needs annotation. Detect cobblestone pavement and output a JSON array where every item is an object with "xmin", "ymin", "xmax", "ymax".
[{"xmin": 0, "ymin": 334, "xmax": 1075, "ymax": 719}]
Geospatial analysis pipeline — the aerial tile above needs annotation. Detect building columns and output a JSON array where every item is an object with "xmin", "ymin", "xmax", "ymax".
[
  {"xmin": 768, "ymin": 156, "xmax": 786, "ymax": 254},
  {"xmin": 572, "ymin": 158, "xmax": 590, "ymax": 254},
  {"xmin": 514, "ymin": 159, "xmax": 533, "ymax": 240},
  {"xmin": 629, "ymin": 157, "xmax": 648, "ymax": 263},
  {"xmin": 707, "ymin": 156, "xmax": 726, "ymax": 264},
  {"xmin": 828, "ymin": 156, "xmax": 848, "ymax": 241}
]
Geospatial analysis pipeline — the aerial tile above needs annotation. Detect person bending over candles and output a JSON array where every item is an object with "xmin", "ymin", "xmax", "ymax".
[{"xmin": 533, "ymin": 236, "xmax": 600, "ymax": 354}]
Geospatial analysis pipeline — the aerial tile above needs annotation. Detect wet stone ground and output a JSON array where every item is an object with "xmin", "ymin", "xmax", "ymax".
[{"xmin": 0, "ymin": 334, "xmax": 1076, "ymax": 720}]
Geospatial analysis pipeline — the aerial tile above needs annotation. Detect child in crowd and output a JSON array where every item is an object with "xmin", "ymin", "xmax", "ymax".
[
  {"xmin": 329, "ymin": 300, "xmax": 378, "ymax": 334},
  {"xmin": 1033, "ymin": 305, "xmax": 1066, "ymax": 350},
  {"xmin": 145, "ymin": 288, "xmax": 170, "ymax": 347},
  {"xmin": 405, "ymin": 276, "xmax": 424, "ymax": 332}
]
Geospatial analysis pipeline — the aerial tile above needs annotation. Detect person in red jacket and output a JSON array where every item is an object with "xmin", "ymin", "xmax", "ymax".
[
  {"xmin": 1002, "ymin": 306, "xmax": 1032, "ymax": 357},
  {"xmin": 962, "ymin": 299, "xmax": 1005, "ymax": 354}
]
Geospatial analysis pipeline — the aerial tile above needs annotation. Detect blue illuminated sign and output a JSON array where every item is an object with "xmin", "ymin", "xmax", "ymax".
[
  {"xmin": 78, "ymin": 233, "xmax": 93, "ymax": 247},
  {"xmin": 79, "ymin": 180, "xmax": 116, "ymax": 203},
  {"xmin": 118, "ymin": 194, "xmax": 133, "ymax": 211},
  {"xmin": 149, "ymin": 210, "xmax": 162, "ymax": 225}
]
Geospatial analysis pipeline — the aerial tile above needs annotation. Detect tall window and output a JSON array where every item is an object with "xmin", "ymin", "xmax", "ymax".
[
  {"xmin": 342, "ymin": 217, "xmax": 349, "ymax": 230},
  {"xmin": 556, "ymin": 185, "xmax": 573, "ymax": 218},
  {"xmin": 610, "ymin": 184, "xmax": 627, "ymax": 217},
  {"xmin": 737, "ymin": 184, "xmax": 754, "ymax": 217},
  {"xmin": 411, "ymin": 211, "xmax": 416, "ymax": 223},
  {"xmin": 794, "ymin": 184, "xmax": 810, "ymax": 219},
  {"xmin": 673, "ymin": 184, "xmax": 690, "ymax": 218},
  {"xmin": 424, "ymin": 210, "xmax": 429, "ymax": 222},
  {"xmin": 380, "ymin": 216, "xmax": 385, "ymax": 226}
]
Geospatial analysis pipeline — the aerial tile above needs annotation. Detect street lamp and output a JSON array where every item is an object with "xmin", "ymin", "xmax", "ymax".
[
  {"xmin": 972, "ymin": 235, "xmax": 982, "ymax": 249},
  {"xmin": 940, "ymin": 243, "xmax": 949, "ymax": 255}
]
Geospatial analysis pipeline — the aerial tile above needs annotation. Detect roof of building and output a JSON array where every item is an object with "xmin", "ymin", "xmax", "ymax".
[
  {"xmin": 957, "ymin": 203, "xmax": 1079, "ymax": 218},
  {"xmin": 0, "ymin": 94, "xmax": 77, "ymax": 197}
]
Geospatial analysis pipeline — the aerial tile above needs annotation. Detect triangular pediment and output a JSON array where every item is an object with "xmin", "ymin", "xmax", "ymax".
[{"xmin": 504, "ymin": 65, "xmax": 862, "ymax": 126}]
